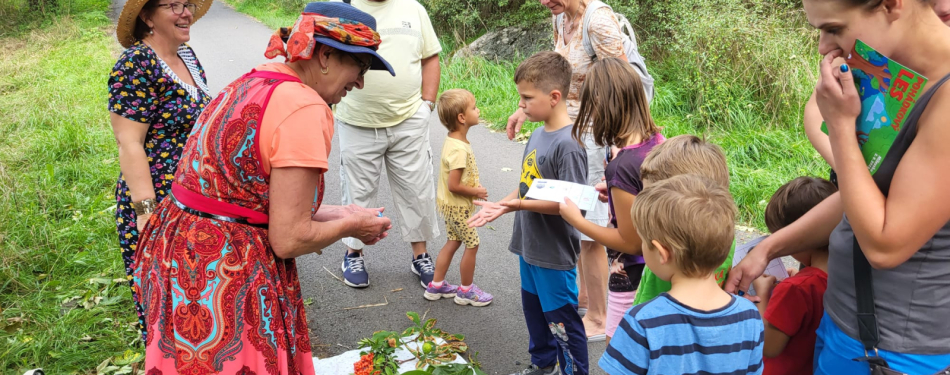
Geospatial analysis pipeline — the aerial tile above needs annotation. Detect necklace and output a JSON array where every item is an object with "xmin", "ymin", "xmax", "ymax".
[{"xmin": 562, "ymin": 5, "xmax": 583, "ymax": 38}]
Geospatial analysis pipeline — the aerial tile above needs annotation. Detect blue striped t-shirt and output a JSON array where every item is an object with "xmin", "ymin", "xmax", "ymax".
[{"xmin": 599, "ymin": 293, "xmax": 764, "ymax": 375}]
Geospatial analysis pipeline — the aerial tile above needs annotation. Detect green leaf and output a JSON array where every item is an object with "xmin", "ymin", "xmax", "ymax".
[
  {"xmin": 423, "ymin": 318, "xmax": 437, "ymax": 330},
  {"xmin": 407, "ymin": 311, "xmax": 421, "ymax": 325}
]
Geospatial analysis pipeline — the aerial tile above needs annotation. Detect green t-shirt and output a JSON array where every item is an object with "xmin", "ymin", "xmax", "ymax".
[{"xmin": 632, "ymin": 239, "xmax": 736, "ymax": 305}]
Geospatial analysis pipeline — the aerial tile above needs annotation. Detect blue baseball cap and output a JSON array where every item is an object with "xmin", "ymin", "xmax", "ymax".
[{"xmin": 302, "ymin": 2, "xmax": 395, "ymax": 76}]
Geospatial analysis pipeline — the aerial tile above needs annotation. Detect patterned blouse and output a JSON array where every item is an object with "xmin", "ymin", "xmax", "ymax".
[
  {"xmin": 108, "ymin": 41, "xmax": 212, "ymax": 206},
  {"xmin": 552, "ymin": 4, "xmax": 626, "ymax": 120},
  {"xmin": 107, "ymin": 40, "xmax": 212, "ymax": 340}
]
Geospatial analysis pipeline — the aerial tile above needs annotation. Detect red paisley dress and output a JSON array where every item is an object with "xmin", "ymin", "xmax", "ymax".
[{"xmin": 134, "ymin": 64, "xmax": 329, "ymax": 375}]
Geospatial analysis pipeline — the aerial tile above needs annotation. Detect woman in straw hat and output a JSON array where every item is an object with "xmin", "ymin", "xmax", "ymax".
[
  {"xmin": 132, "ymin": 2, "xmax": 394, "ymax": 373},
  {"xmin": 108, "ymin": 0, "xmax": 212, "ymax": 341}
]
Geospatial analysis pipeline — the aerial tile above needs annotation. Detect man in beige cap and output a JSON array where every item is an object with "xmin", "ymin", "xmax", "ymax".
[{"xmin": 334, "ymin": 0, "xmax": 442, "ymax": 289}]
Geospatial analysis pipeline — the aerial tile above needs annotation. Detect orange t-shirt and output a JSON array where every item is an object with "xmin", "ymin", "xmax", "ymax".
[{"xmin": 255, "ymin": 63, "xmax": 334, "ymax": 174}]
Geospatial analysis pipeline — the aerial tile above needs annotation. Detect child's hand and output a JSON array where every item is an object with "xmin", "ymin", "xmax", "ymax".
[
  {"xmin": 475, "ymin": 185, "xmax": 489, "ymax": 200},
  {"xmin": 786, "ymin": 267, "xmax": 799, "ymax": 278},
  {"xmin": 559, "ymin": 197, "xmax": 584, "ymax": 225},
  {"xmin": 595, "ymin": 181, "xmax": 608, "ymax": 203},
  {"xmin": 467, "ymin": 200, "xmax": 514, "ymax": 227},
  {"xmin": 609, "ymin": 259, "xmax": 627, "ymax": 276},
  {"xmin": 751, "ymin": 275, "xmax": 778, "ymax": 301}
]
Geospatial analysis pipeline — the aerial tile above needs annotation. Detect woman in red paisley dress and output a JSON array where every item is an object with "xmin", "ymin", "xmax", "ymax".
[{"xmin": 133, "ymin": 3, "xmax": 394, "ymax": 373}]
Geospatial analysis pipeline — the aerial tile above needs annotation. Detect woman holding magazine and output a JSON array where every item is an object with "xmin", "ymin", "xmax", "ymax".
[
  {"xmin": 801, "ymin": 0, "xmax": 950, "ymax": 169},
  {"xmin": 727, "ymin": 0, "xmax": 950, "ymax": 373}
]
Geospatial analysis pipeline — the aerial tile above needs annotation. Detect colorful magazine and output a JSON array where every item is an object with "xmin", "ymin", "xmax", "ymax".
[{"xmin": 821, "ymin": 39, "xmax": 928, "ymax": 175}]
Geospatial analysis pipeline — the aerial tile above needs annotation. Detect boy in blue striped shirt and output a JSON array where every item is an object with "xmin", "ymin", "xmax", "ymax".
[{"xmin": 599, "ymin": 174, "xmax": 764, "ymax": 375}]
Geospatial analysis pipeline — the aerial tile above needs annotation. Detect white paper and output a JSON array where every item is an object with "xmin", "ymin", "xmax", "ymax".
[
  {"xmin": 525, "ymin": 179, "xmax": 598, "ymax": 211},
  {"xmin": 732, "ymin": 235, "xmax": 790, "ymax": 296}
]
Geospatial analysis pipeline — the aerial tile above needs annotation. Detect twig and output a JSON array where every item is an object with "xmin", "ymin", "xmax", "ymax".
[
  {"xmin": 421, "ymin": 308, "xmax": 430, "ymax": 323},
  {"xmin": 322, "ymin": 266, "xmax": 344, "ymax": 284},
  {"xmin": 343, "ymin": 296, "xmax": 389, "ymax": 310},
  {"xmin": 398, "ymin": 357, "xmax": 416, "ymax": 365},
  {"xmin": 391, "ymin": 288, "xmax": 403, "ymax": 293}
]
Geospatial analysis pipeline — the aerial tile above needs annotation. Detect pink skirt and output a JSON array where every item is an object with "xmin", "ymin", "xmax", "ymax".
[{"xmin": 606, "ymin": 290, "xmax": 638, "ymax": 338}]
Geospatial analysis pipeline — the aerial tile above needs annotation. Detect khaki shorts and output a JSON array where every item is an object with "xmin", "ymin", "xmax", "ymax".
[
  {"xmin": 442, "ymin": 205, "xmax": 479, "ymax": 248},
  {"xmin": 337, "ymin": 105, "xmax": 441, "ymax": 250}
]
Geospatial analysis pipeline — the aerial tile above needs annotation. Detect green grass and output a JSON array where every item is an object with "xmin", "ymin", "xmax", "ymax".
[
  {"xmin": 0, "ymin": 4, "xmax": 146, "ymax": 374},
  {"xmin": 439, "ymin": 55, "xmax": 827, "ymax": 227},
  {"xmin": 221, "ymin": 0, "xmax": 828, "ymax": 229},
  {"xmin": 222, "ymin": 0, "xmax": 299, "ymax": 28}
]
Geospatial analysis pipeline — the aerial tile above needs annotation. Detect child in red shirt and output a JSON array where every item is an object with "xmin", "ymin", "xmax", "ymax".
[{"xmin": 751, "ymin": 177, "xmax": 837, "ymax": 375}]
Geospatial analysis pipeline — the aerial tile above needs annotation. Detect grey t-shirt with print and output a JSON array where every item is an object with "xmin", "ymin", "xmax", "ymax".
[{"xmin": 509, "ymin": 124, "xmax": 588, "ymax": 271}]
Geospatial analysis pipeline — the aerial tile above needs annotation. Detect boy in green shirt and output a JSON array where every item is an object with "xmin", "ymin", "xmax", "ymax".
[{"xmin": 630, "ymin": 135, "xmax": 735, "ymax": 305}]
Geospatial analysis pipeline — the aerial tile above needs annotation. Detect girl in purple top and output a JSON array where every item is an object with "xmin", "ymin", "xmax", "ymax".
[{"xmin": 559, "ymin": 57, "xmax": 663, "ymax": 345}]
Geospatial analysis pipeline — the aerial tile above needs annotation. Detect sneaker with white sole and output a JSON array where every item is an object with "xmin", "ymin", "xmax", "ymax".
[
  {"xmin": 423, "ymin": 281, "xmax": 459, "ymax": 301},
  {"xmin": 454, "ymin": 284, "xmax": 493, "ymax": 307},
  {"xmin": 342, "ymin": 252, "xmax": 369, "ymax": 288},
  {"xmin": 410, "ymin": 253, "xmax": 435, "ymax": 288},
  {"xmin": 509, "ymin": 364, "xmax": 558, "ymax": 375}
]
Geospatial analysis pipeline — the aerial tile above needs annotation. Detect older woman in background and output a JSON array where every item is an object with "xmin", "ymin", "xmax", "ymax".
[{"xmin": 108, "ymin": 0, "xmax": 212, "ymax": 340}]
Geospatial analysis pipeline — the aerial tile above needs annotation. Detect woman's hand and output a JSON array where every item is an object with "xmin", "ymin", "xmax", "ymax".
[
  {"xmin": 815, "ymin": 51, "xmax": 861, "ymax": 139},
  {"xmin": 348, "ymin": 211, "xmax": 391, "ymax": 246},
  {"xmin": 506, "ymin": 108, "xmax": 527, "ymax": 141},
  {"xmin": 312, "ymin": 204, "xmax": 383, "ymax": 222},
  {"xmin": 559, "ymin": 197, "xmax": 584, "ymax": 225},
  {"xmin": 136, "ymin": 213, "xmax": 151, "ymax": 232},
  {"xmin": 724, "ymin": 244, "xmax": 770, "ymax": 295}
]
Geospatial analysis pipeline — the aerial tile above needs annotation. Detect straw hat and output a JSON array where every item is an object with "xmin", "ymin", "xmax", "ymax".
[{"xmin": 115, "ymin": 0, "xmax": 213, "ymax": 48}]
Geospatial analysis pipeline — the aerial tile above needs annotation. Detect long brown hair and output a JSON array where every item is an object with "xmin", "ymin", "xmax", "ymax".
[{"xmin": 573, "ymin": 57, "xmax": 658, "ymax": 148}]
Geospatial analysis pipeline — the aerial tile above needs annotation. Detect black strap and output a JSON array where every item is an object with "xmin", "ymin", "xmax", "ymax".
[
  {"xmin": 852, "ymin": 72, "xmax": 950, "ymax": 353},
  {"xmin": 853, "ymin": 238, "xmax": 880, "ymax": 351},
  {"xmin": 343, "ymin": 0, "xmax": 351, "ymax": 3}
]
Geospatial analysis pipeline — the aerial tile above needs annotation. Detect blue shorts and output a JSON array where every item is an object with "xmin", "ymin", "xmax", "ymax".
[
  {"xmin": 520, "ymin": 257, "xmax": 579, "ymax": 312},
  {"xmin": 815, "ymin": 313, "xmax": 950, "ymax": 374}
]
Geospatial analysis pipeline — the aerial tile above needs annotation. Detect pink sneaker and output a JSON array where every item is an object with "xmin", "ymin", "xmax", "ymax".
[
  {"xmin": 424, "ymin": 282, "xmax": 459, "ymax": 301},
  {"xmin": 454, "ymin": 284, "xmax": 493, "ymax": 307}
]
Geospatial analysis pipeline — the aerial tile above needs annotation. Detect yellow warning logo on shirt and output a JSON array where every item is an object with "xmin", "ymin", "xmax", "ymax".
[{"xmin": 519, "ymin": 149, "xmax": 543, "ymax": 199}]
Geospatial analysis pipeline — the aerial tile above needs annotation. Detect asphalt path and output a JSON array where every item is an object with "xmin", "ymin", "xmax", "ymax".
[{"xmin": 107, "ymin": 1, "xmax": 787, "ymax": 373}]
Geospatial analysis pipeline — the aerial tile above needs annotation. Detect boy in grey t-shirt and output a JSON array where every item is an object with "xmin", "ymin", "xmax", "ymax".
[{"xmin": 469, "ymin": 51, "xmax": 589, "ymax": 375}]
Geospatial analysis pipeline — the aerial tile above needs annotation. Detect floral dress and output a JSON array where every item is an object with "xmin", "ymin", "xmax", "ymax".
[
  {"xmin": 133, "ymin": 66, "xmax": 321, "ymax": 374},
  {"xmin": 108, "ymin": 41, "xmax": 212, "ymax": 340}
]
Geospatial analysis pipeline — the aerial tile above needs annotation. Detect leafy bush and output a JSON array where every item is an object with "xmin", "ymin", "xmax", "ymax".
[
  {"xmin": 426, "ymin": 0, "xmax": 819, "ymax": 129},
  {"xmin": 0, "ymin": 0, "xmax": 110, "ymax": 34},
  {"xmin": 629, "ymin": 0, "xmax": 819, "ymax": 129}
]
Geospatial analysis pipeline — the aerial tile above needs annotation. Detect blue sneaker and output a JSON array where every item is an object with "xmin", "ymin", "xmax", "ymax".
[
  {"xmin": 342, "ymin": 252, "xmax": 369, "ymax": 288},
  {"xmin": 410, "ymin": 253, "xmax": 435, "ymax": 288}
]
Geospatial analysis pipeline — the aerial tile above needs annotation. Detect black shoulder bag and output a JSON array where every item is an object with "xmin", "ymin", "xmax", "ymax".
[{"xmin": 852, "ymin": 239, "xmax": 950, "ymax": 375}]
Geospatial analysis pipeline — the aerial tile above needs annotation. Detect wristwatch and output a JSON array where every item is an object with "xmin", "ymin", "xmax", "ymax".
[
  {"xmin": 423, "ymin": 100, "xmax": 435, "ymax": 111},
  {"xmin": 133, "ymin": 199, "xmax": 157, "ymax": 216}
]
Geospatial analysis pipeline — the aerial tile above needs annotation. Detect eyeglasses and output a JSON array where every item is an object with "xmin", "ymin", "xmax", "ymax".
[
  {"xmin": 155, "ymin": 2, "xmax": 198, "ymax": 15},
  {"xmin": 343, "ymin": 52, "xmax": 372, "ymax": 77}
]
